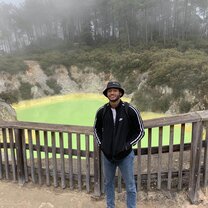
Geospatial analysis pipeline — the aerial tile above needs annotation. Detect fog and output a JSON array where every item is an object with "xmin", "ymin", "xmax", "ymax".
[
  {"xmin": 0, "ymin": 0, "xmax": 208, "ymax": 52},
  {"xmin": 0, "ymin": 0, "xmax": 23, "ymax": 6}
]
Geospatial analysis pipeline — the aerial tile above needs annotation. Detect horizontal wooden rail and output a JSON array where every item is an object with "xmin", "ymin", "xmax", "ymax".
[
  {"xmin": 143, "ymin": 111, "xmax": 208, "ymax": 128},
  {"xmin": 0, "ymin": 121, "xmax": 93, "ymax": 134},
  {"xmin": 4, "ymin": 141, "xmax": 208, "ymax": 156},
  {"xmin": 1, "ymin": 110, "xmax": 208, "ymax": 130}
]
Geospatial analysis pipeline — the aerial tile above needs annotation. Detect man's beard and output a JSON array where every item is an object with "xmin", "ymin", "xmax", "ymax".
[{"xmin": 109, "ymin": 95, "xmax": 120, "ymax": 102}]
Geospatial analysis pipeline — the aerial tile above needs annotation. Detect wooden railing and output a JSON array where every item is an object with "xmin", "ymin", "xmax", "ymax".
[{"xmin": 0, "ymin": 110, "xmax": 208, "ymax": 204}]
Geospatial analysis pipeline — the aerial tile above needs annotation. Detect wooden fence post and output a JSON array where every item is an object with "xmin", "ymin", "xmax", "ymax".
[
  {"xmin": 188, "ymin": 121, "xmax": 203, "ymax": 204},
  {"xmin": 203, "ymin": 124, "xmax": 208, "ymax": 194},
  {"xmin": 93, "ymin": 136, "xmax": 101, "ymax": 197},
  {"xmin": 15, "ymin": 129, "xmax": 25, "ymax": 184}
]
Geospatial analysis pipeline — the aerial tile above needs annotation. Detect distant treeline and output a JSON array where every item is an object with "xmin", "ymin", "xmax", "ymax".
[{"xmin": 1, "ymin": 0, "xmax": 208, "ymax": 52}]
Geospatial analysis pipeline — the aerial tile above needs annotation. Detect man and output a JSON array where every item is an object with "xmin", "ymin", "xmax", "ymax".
[{"xmin": 94, "ymin": 81, "xmax": 145, "ymax": 208}]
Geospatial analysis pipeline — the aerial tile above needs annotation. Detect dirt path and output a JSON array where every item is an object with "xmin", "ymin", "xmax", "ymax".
[{"xmin": 0, "ymin": 180, "xmax": 207, "ymax": 208}]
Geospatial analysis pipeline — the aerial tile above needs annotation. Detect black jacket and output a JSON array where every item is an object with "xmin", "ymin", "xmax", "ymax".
[{"xmin": 94, "ymin": 100, "xmax": 145, "ymax": 161}]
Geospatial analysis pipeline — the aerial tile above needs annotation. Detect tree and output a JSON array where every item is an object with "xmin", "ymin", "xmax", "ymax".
[{"xmin": 1, "ymin": 0, "xmax": 208, "ymax": 52}]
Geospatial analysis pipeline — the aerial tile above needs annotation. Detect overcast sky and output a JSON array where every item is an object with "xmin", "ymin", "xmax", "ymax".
[{"xmin": 0, "ymin": 0, "xmax": 24, "ymax": 6}]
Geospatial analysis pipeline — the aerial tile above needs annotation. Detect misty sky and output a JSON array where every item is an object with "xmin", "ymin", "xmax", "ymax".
[{"xmin": 0, "ymin": 0, "xmax": 24, "ymax": 5}]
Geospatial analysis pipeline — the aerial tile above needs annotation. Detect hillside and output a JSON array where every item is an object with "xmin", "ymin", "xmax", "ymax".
[{"xmin": 0, "ymin": 46, "xmax": 208, "ymax": 114}]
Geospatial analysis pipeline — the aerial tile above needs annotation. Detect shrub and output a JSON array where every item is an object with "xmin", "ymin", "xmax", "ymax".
[
  {"xmin": 179, "ymin": 100, "xmax": 192, "ymax": 113},
  {"xmin": 132, "ymin": 86, "xmax": 156, "ymax": 112},
  {"xmin": 46, "ymin": 79, "xmax": 62, "ymax": 94},
  {"xmin": 0, "ymin": 90, "xmax": 20, "ymax": 104},
  {"xmin": 132, "ymin": 86, "xmax": 171, "ymax": 113},
  {"xmin": 19, "ymin": 82, "xmax": 33, "ymax": 100},
  {"xmin": 0, "ymin": 56, "xmax": 27, "ymax": 74}
]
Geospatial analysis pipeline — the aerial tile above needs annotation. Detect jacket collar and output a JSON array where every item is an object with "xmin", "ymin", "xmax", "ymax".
[{"xmin": 108, "ymin": 100, "xmax": 123, "ymax": 109}]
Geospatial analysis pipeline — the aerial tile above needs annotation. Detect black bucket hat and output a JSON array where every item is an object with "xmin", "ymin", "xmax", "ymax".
[{"xmin": 103, "ymin": 81, "xmax": 125, "ymax": 97}]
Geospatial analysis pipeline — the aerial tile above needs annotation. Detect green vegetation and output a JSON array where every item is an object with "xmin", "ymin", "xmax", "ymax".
[
  {"xmin": 0, "ymin": 90, "xmax": 19, "ymax": 104},
  {"xmin": 1, "ymin": 44, "xmax": 208, "ymax": 113},
  {"xmin": 132, "ymin": 86, "xmax": 171, "ymax": 113},
  {"xmin": 34, "ymin": 47, "xmax": 208, "ymax": 113},
  {"xmin": 46, "ymin": 79, "xmax": 62, "ymax": 94},
  {"xmin": 0, "ymin": 56, "xmax": 27, "ymax": 74},
  {"xmin": 19, "ymin": 82, "xmax": 33, "ymax": 100},
  {"xmin": 142, "ymin": 49, "xmax": 208, "ymax": 112}
]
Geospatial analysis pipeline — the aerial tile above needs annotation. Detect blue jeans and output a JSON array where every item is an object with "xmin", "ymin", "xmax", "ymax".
[{"xmin": 102, "ymin": 150, "xmax": 137, "ymax": 208}]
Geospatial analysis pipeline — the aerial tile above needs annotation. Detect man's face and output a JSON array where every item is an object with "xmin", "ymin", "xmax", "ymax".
[{"xmin": 107, "ymin": 88, "xmax": 121, "ymax": 102}]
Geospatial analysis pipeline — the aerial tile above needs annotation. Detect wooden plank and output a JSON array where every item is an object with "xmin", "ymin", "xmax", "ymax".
[
  {"xmin": 193, "ymin": 121, "xmax": 203, "ymax": 201},
  {"xmin": 93, "ymin": 135, "xmax": 101, "ymax": 197},
  {"xmin": 14, "ymin": 129, "xmax": 25, "ymax": 184},
  {"xmin": 2, "ymin": 128, "xmax": 9, "ymax": 179},
  {"xmin": 189, "ymin": 122, "xmax": 197, "ymax": 194},
  {"xmin": 51, "ymin": 131, "xmax": 58, "ymax": 187},
  {"xmin": 178, "ymin": 123, "xmax": 185, "ymax": 190},
  {"xmin": 59, "ymin": 132, "xmax": 66, "ymax": 189},
  {"xmin": 188, "ymin": 121, "xmax": 203, "ymax": 204},
  {"xmin": 140, "ymin": 143, "xmax": 191, "ymax": 155},
  {"xmin": 100, "ymin": 154, "xmax": 104, "ymax": 194},
  {"xmin": 137, "ymin": 140, "xmax": 142, "ymax": 191},
  {"xmin": 0, "ymin": 121, "xmax": 93, "ymax": 134},
  {"xmin": 85, "ymin": 134, "xmax": 90, "ymax": 193},
  {"xmin": 168, "ymin": 125, "xmax": 174, "ymax": 190},
  {"xmin": 77, "ymin": 133, "xmax": 82, "ymax": 191},
  {"xmin": 1, "ymin": 109, "xmax": 208, "ymax": 134},
  {"xmin": 195, "ymin": 111, "xmax": 208, "ymax": 121},
  {"xmin": 0, "ymin": 128, "xmax": 2, "ymax": 179},
  {"xmin": 8, "ymin": 128, "xmax": 17, "ymax": 181},
  {"xmin": 24, "ymin": 143, "xmax": 93, "ymax": 158},
  {"xmin": 44, "ymin": 131, "xmax": 50, "ymax": 186},
  {"xmin": 21, "ymin": 129, "xmax": 28, "ymax": 182},
  {"xmin": 203, "ymin": 125, "xmax": 208, "ymax": 189},
  {"xmin": 28, "ymin": 129, "xmax": 35, "ymax": 183},
  {"xmin": 35, "ymin": 130, "xmax": 42, "ymax": 185},
  {"xmin": 144, "ymin": 112, "xmax": 201, "ymax": 128},
  {"xmin": 68, "ymin": 133, "xmax": 73, "ymax": 189},
  {"xmin": 147, "ymin": 128, "xmax": 152, "ymax": 190},
  {"xmin": 24, "ymin": 140, "xmax": 191, "ymax": 157},
  {"xmin": 140, "ymin": 169, "xmax": 190, "ymax": 182},
  {"xmin": 157, "ymin": 127, "xmax": 163, "ymax": 189}
]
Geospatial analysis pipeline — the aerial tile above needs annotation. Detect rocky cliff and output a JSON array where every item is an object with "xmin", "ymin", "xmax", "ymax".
[
  {"xmin": 0, "ymin": 60, "xmax": 115, "ymax": 101},
  {"xmin": 0, "ymin": 59, "xmax": 205, "ymax": 114},
  {"xmin": 0, "ymin": 99, "xmax": 17, "ymax": 121}
]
